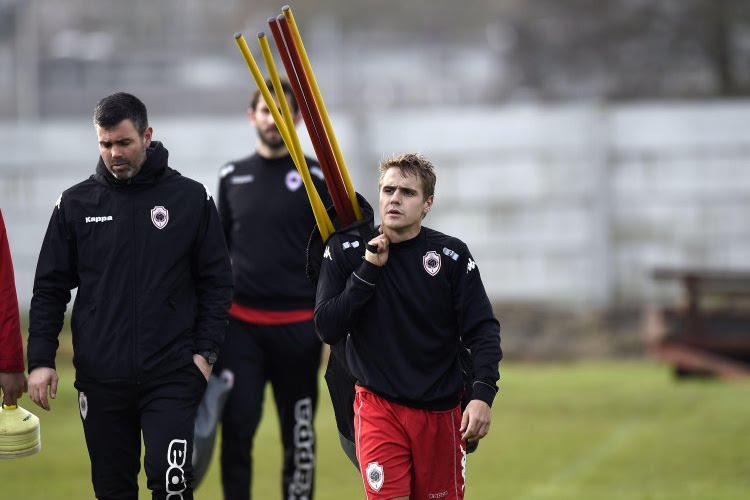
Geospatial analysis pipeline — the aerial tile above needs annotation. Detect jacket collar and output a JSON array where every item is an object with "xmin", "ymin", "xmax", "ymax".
[{"xmin": 94, "ymin": 141, "xmax": 170, "ymax": 188}]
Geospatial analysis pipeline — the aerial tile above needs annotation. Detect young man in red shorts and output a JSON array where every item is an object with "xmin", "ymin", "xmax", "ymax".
[{"xmin": 315, "ymin": 153, "xmax": 502, "ymax": 499}]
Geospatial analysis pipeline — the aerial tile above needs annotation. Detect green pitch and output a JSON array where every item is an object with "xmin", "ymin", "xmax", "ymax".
[{"xmin": 3, "ymin": 357, "xmax": 749, "ymax": 499}]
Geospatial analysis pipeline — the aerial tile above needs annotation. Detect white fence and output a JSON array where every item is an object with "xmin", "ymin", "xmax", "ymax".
[{"xmin": 2, "ymin": 100, "xmax": 750, "ymax": 309}]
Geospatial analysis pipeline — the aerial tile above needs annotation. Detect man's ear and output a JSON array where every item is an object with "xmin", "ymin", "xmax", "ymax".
[
  {"xmin": 424, "ymin": 195, "xmax": 434, "ymax": 215},
  {"xmin": 247, "ymin": 107, "xmax": 257, "ymax": 126},
  {"xmin": 143, "ymin": 126, "xmax": 153, "ymax": 147}
]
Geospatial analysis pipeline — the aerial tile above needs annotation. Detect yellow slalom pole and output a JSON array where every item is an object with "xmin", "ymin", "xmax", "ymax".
[
  {"xmin": 258, "ymin": 32, "xmax": 334, "ymax": 238},
  {"xmin": 258, "ymin": 33, "xmax": 302, "ymax": 166},
  {"xmin": 282, "ymin": 5, "xmax": 363, "ymax": 221},
  {"xmin": 235, "ymin": 32, "xmax": 334, "ymax": 239},
  {"xmin": 234, "ymin": 33, "xmax": 291, "ymax": 147}
]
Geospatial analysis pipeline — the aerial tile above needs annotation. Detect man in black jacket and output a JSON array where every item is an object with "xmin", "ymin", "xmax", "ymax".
[
  {"xmin": 315, "ymin": 153, "xmax": 502, "ymax": 500},
  {"xmin": 27, "ymin": 92, "xmax": 233, "ymax": 500},
  {"xmin": 208, "ymin": 79, "xmax": 330, "ymax": 500}
]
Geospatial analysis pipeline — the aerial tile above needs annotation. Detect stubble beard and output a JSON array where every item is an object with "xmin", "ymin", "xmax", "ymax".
[
  {"xmin": 107, "ymin": 147, "xmax": 147, "ymax": 180},
  {"xmin": 258, "ymin": 126, "xmax": 285, "ymax": 152}
]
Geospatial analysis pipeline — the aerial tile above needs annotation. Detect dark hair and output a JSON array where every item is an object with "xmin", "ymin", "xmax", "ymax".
[
  {"xmin": 379, "ymin": 152, "xmax": 437, "ymax": 200},
  {"xmin": 93, "ymin": 92, "xmax": 149, "ymax": 135},
  {"xmin": 250, "ymin": 78, "xmax": 298, "ymax": 115}
]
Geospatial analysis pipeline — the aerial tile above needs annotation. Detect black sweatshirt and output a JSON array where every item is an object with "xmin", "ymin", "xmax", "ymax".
[
  {"xmin": 27, "ymin": 142, "xmax": 233, "ymax": 383},
  {"xmin": 218, "ymin": 153, "xmax": 329, "ymax": 310},
  {"xmin": 315, "ymin": 226, "xmax": 502, "ymax": 410}
]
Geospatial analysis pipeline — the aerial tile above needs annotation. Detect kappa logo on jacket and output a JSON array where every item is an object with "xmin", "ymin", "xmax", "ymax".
[
  {"xmin": 151, "ymin": 206, "xmax": 169, "ymax": 229},
  {"xmin": 85, "ymin": 216, "xmax": 113, "ymax": 223},
  {"xmin": 230, "ymin": 174, "xmax": 254, "ymax": 185}
]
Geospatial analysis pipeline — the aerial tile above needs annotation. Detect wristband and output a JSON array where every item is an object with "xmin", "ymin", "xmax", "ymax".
[{"xmin": 365, "ymin": 243, "xmax": 378, "ymax": 254}]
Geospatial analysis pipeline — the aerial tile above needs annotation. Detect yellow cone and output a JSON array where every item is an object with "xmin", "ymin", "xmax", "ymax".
[{"xmin": 0, "ymin": 404, "xmax": 41, "ymax": 459}]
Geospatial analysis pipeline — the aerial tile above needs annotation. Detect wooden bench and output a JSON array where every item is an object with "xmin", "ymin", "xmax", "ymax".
[{"xmin": 643, "ymin": 268, "xmax": 750, "ymax": 379}]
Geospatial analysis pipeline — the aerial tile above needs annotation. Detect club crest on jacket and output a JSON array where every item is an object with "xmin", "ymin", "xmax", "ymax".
[
  {"xmin": 151, "ymin": 206, "xmax": 169, "ymax": 229},
  {"xmin": 423, "ymin": 250, "xmax": 441, "ymax": 276},
  {"xmin": 285, "ymin": 170, "xmax": 303, "ymax": 191}
]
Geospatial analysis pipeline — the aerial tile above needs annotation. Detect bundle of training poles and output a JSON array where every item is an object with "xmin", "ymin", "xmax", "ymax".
[{"xmin": 234, "ymin": 5, "xmax": 363, "ymax": 240}]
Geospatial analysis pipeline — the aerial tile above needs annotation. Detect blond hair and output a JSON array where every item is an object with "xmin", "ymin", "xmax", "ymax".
[{"xmin": 378, "ymin": 153, "xmax": 436, "ymax": 200}]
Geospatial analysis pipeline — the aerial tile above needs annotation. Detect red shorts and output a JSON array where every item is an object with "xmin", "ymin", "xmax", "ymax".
[{"xmin": 354, "ymin": 386, "xmax": 466, "ymax": 500}]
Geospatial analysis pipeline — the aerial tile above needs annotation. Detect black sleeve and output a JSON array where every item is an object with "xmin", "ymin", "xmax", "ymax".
[
  {"xmin": 314, "ymin": 238, "xmax": 381, "ymax": 344},
  {"xmin": 453, "ymin": 247, "xmax": 502, "ymax": 406},
  {"xmin": 217, "ymin": 174, "xmax": 232, "ymax": 250},
  {"xmin": 191, "ymin": 189, "xmax": 233, "ymax": 355},
  {"xmin": 27, "ymin": 197, "xmax": 79, "ymax": 372}
]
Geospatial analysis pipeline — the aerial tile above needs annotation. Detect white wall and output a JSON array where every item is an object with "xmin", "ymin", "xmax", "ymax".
[{"xmin": 3, "ymin": 100, "xmax": 750, "ymax": 309}]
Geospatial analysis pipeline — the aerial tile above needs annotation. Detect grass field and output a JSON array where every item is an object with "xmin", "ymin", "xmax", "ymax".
[{"xmin": 2, "ymin": 350, "xmax": 749, "ymax": 499}]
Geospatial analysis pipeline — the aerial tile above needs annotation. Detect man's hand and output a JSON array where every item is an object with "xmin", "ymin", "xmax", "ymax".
[
  {"xmin": 193, "ymin": 353, "xmax": 212, "ymax": 381},
  {"xmin": 365, "ymin": 234, "xmax": 390, "ymax": 267},
  {"xmin": 0, "ymin": 372, "xmax": 27, "ymax": 406},
  {"xmin": 28, "ymin": 367, "xmax": 58, "ymax": 411},
  {"xmin": 460, "ymin": 399, "xmax": 492, "ymax": 442}
]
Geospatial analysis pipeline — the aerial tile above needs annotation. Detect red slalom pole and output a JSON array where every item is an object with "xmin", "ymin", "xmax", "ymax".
[
  {"xmin": 270, "ymin": 15, "xmax": 355, "ymax": 228},
  {"xmin": 282, "ymin": 5, "xmax": 362, "ymax": 221}
]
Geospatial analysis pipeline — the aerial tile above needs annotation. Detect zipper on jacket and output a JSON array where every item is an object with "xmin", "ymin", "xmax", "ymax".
[{"xmin": 130, "ymin": 194, "xmax": 140, "ymax": 384}]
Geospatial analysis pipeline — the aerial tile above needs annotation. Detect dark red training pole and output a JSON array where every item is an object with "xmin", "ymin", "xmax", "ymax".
[{"xmin": 269, "ymin": 15, "xmax": 355, "ymax": 228}]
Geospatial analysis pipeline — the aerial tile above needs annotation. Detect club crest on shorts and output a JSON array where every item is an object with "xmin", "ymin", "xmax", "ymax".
[
  {"xmin": 423, "ymin": 250, "xmax": 441, "ymax": 276},
  {"xmin": 79, "ymin": 391, "xmax": 88, "ymax": 420},
  {"xmin": 151, "ymin": 206, "xmax": 169, "ymax": 229},
  {"xmin": 366, "ymin": 462, "xmax": 384, "ymax": 491}
]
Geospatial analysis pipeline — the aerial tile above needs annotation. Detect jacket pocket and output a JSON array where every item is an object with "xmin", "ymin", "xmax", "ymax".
[
  {"xmin": 71, "ymin": 301, "xmax": 97, "ymax": 348},
  {"xmin": 136, "ymin": 287, "xmax": 197, "ymax": 369}
]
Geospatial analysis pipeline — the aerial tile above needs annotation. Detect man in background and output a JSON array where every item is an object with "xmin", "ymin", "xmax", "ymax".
[{"xmin": 209, "ymin": 78, "xmax": 330, "ymax": 499}]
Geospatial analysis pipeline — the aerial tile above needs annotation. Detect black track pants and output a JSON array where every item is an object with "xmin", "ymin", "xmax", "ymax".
[
  {"xmin": 214, "ymin": 316, "xmax": 322, "ymax": 500},
  {"xmin": 75, "ymin": 363, "xmax": 207, "ymax": 500}
]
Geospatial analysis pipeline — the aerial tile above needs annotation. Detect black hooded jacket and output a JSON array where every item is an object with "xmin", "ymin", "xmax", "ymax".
[{"xmin": 28, "ymin": 141, "xmax": 233, "ymax": 383}]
